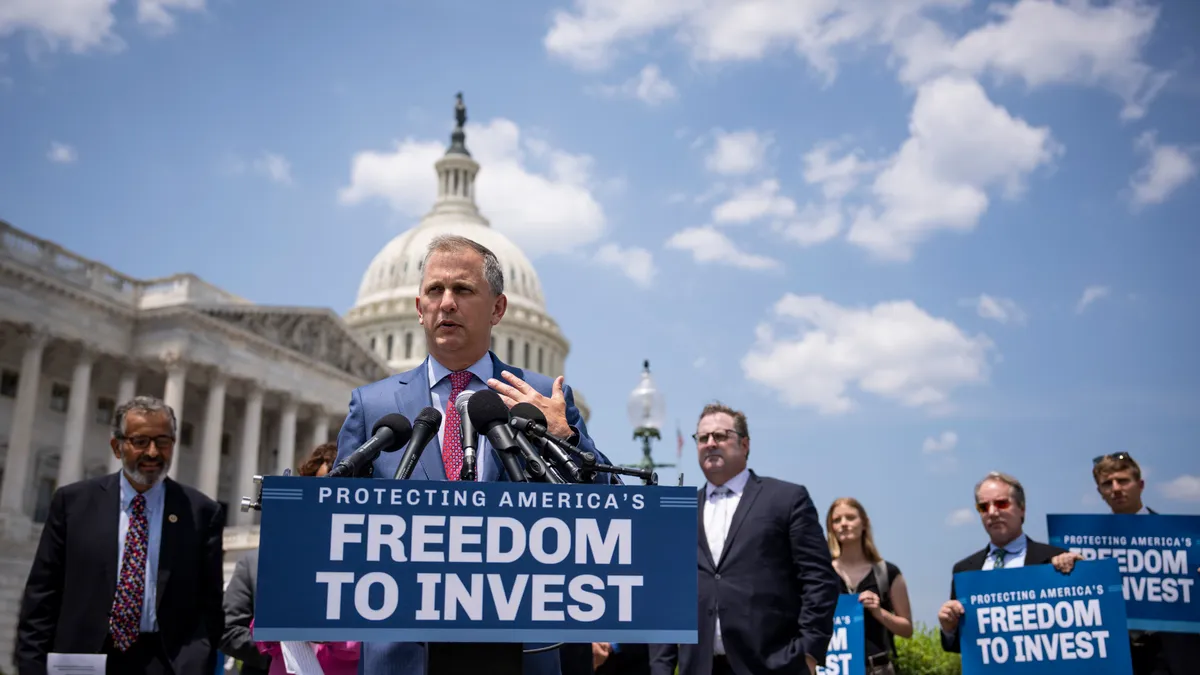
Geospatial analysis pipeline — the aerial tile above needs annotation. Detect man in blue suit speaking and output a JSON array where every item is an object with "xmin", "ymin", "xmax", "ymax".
[{"xmin": 334, "ymin": 233, "xmax": 614, "ymax": 675}]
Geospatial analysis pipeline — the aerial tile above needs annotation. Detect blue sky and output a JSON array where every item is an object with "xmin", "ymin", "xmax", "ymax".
[{"xmin": 2, "ymin": 0, "xmax": 1198, "ymax": 628}]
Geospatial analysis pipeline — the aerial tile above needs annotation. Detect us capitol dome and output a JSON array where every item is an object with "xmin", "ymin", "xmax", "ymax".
[{"xmin": 343, "ymin": 94, "xmax": 589, "ymax": 421}]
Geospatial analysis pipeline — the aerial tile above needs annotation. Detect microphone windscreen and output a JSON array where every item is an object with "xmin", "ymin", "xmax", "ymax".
[
  {"xmin": 509, "ymin": 402, "xmax": 547, "ymax": 425},
  {"xmin": 467, "ymin": 389, "xmax": 510, "ymax": 429},
  {"xmin": 372, "ymin": 413, "xmax": 413, "ymax": 452},
  {"xmin": 414, "ymin": 406, "xmax": 442, "ymax": 429}
]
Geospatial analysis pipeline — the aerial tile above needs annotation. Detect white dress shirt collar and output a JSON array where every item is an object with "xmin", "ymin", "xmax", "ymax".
[{"xmin": 706, "ymin": 467, "xmax": 750, "ymax": 500}]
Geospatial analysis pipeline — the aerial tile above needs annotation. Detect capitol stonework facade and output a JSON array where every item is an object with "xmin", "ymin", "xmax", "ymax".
[{"xmin": 0, "ymin": 95, "xmax": 586, "ymax": 668}]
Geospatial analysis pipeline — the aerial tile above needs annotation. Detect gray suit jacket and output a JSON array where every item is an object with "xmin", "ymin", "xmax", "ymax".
[{"xmin": 221, "ymin": 550, "xmax": 271, "ymax": 675}]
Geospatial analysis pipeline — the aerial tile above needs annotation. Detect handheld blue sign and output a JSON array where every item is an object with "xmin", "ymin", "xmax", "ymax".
[
  {"xmin": 954, "ymin": 559, "xmax": 1132, "ymax": 674},
  {"xmin": 251, "ymin": 476, "xmax": 699, "ymax": 644},
  {"xmin": 1047, "ymin": 513, "xmax": 1199, "ymax": 633},
  {"xmin": 815, "ymin": 594, "xmax": 864, "ymax": 675}
]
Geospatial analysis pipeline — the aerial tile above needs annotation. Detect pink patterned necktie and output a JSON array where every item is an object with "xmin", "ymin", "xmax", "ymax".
[
  {"xmin": 110, "ymin": 493, "xmax": 147, "ymax": 651},
  {"xmin": 442, "ymin": 371, "xmax": 473, "ymax": 481}
]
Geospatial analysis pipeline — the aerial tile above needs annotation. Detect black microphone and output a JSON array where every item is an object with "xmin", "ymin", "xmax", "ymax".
[
  {"xmin": 466, "ymin": 389, "xmax": 536, "ymax": 482},
  {"xmin": 454, "ymin": 390, "xmax": 479, "ymax": 481},
  {"xmin": 327, "ymin": 414, "xmax": 412, "ymax": 478},
  {"xmin": 393, "ymin": 407, "xmax": 443, "ymax": 480},
  {"xmin": 509, "ymin": 402, "xmax": 584, "ymax": 483}
]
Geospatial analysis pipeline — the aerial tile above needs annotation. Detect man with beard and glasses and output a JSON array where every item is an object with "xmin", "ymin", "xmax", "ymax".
[
  {"xmin": 16, "ymin": 396, "xmax": 225, "ymax": 675},
  {"xmin": 938, "ymin": 471, "xmax": 1081, "ymax": 654},
  {"xmin": 649, "ymin": 402, "xmax": 840, "ymax": 675}
]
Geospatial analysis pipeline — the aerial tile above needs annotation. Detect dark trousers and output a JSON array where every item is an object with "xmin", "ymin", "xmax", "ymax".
[
  {"xmin": 712, "ymin": 655, "xmax": 735, "ymax": 675},
  {"xmin": 103, "ymin": 632, "xmax": 173, "ymax": 675}
]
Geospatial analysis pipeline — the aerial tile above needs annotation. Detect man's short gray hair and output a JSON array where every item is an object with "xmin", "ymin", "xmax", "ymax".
[
  {"xmin": 421, "ymin": 234, "xmax": 505, "ymax": 296},
  {"xmin": 974, "ymin": 471, "xmax": 1026, "ymax": 510},
  {"xmin": 111, "ymin": 396, "xmax": 178, "ymax": 438}
]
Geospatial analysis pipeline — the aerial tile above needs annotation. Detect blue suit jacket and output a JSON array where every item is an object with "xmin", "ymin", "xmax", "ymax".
[{"xmin": 334, "ymin": 351, "xmax": 614, "ymax": 675}]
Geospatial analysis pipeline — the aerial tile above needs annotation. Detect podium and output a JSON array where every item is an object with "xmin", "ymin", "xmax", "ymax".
[{"xmin": 244, "ymin": 476, "xmax": 699, "ymax": 674}]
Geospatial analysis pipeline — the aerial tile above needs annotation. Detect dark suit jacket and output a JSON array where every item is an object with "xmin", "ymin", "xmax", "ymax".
[
  {"xmin": 335, "ymin": 352, "xmax": 617, "ymax": 675},
  {"xmin": 649, "ymin": 470, "xmax": 841, "ymax": 675},
  {"xmin": 220, "ymin": 549, "xmax": 271, "ymax": 675},
  {"xmin": 16, "ymin": 473, "xmax": 225, "ymax": 675},
  {"xmin": 939, "ymin": 537, "xmax": 1067, "ymax": 654}
]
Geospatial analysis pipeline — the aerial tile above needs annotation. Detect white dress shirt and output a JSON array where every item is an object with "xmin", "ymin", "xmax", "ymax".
[
  {"xmin": 982, "ymin": 532, "xmax": 1029, "ymax": 570},
  {"xmin": 704, "ymin": 468, "xmax": 750, "ymax": 655}
]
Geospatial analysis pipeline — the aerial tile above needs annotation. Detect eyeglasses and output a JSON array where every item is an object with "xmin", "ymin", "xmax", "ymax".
[
  {"xmin": 692, "ymin": 429, "xmax": 740, "ymax": 445},
  {"xmin": 975, "ymin": 498, "xmax": 1012, "ymax": 514},
  {"xmin": 1093, "ymin": 452, "xmax": 1133, "ymax": 465},
  {"xmin": 120, "ymin": 435, "xmax": 176, "ymax": 450}
]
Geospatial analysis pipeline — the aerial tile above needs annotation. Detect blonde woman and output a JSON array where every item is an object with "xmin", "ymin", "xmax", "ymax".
[{"xmin": 827, "ymin": 498, "xmax": 913, "ymax": 675}]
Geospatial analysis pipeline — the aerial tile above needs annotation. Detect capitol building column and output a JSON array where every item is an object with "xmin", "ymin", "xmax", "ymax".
[
  {"xmin": 56, "ymin": 345, "xmax": 96, "ymax": 489},
  {"xmin": 197, "ymin": 370, "xmax": 227, "ymax": 499},
  {"xmin": 311, "ymin": 412, "xmax": 331, "ymax": 450},
  {"xmin": 233, "ymin": 381, "xmax": 264, "ymax": 526},
  {"xmin": 161, "ymin": 352, "xmax": 188, "ymax": 481},
  {"xmin": 108, "ymin": 364, "xmax": 140, "ymax": 473},
  {"xmin": 276, "ymin": 395, "xmax": 298, "ymax": 476},
  {"xmin": 0, "ymin": 326, "xmax": 50, "ymax": 519}
]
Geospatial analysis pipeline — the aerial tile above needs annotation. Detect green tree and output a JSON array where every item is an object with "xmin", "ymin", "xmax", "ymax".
[{"xmin": 893, "ymin": 623, "xmax": 962, "ymax": 675}]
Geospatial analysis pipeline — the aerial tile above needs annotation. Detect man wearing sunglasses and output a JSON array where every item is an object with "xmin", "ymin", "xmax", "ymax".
[
  {"xmin": 937, "ymin": 471, "xmax": 1080, "ymax": 654},
  {"xmin": 1092, "ymin": 453, "xmax": 1196, "ymax": 675},
  {"xmin": 649, "ymin": 402, "xmax": 840, "ymax": 675}
]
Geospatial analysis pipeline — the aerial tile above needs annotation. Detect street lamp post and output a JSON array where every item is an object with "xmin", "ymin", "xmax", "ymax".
[{"xmin": 626, "ymin": 360, "xmax": 674, "ymax": 479}]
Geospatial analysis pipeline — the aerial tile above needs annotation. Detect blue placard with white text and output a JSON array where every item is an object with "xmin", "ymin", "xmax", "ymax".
[
  {"xmin": 815, "ymin": 594, "xmax": 864, "ymax": 675},
  {"xmin": 251, "ymin": 476, "xmax": 699, "ymax": 643},
  {"xmin": 955, "ymin": 559, "xmax": 1132, "ymax": 674},
  {"xmin": 1047, "ymin": 513, "xmax": 1200, "ymax": 633}
]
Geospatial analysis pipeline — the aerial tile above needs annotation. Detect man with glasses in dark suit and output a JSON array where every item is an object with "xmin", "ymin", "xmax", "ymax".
[
  {"xmin": 16, "ymin": 396, "xmax": 225, "ymax": 675},
  {"xmin": 1092, "ymin": 452, "xmax": 1198, "ymax": 675},
  {"xmin": 938, "ymin": 471, "xmax": 1080, "ymax": 654}
]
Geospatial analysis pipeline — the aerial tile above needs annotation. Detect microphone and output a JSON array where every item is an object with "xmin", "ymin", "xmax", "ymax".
[
  {"xmin": 326, "ymin": 414, "xmax": 412, "ymax": 478},
  {"xmin": 466, "ymin": 389, "xmax": 538, "ymax": 482},
  {"xmin": 393, "ymin": 407, "xmax": 443, "ymax": 480},
  {"xmin": 509, "ymin": 403, "xmax": 584, "ymax": 483},
  {"xmin": 454, "ymin": 390, "xmax": 479, "ymax": 481}
]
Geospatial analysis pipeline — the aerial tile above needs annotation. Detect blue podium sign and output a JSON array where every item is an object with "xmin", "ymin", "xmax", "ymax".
[
  {"xmin": 1047, "ymin": 513, "xmax": 1199, "ymax": 633},
  {"xmin": 955, "ymin": 559, "xmax": 1132, "ymax": 674},
  {"xmin": 251, "ymin": 476, "xmax": 699, "ymax": 644},
  {"xmin": 815, "ymin": 594, "xmax": 864, "ymax": 675}
]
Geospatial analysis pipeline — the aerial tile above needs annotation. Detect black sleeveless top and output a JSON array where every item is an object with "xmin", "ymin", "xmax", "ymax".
[{"xmin": 837, "ymin": 561, "xmax": 902, "ymax": 658}]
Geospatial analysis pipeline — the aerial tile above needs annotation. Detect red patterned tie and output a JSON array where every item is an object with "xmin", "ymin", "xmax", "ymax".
[
  {"xmin": 110, "ymin": 493, "xmax": 147, "ymax": 651},
  {"xmin": 442, "ymin": 371, "xmax": 473, "ymax": 481}
]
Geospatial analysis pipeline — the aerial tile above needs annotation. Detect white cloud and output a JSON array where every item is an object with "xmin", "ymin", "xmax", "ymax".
[
  {"xmin": 136, "ymin": 0, "xmax": 204, "ymax": 33},
  {"xmin": 1162, "ymin": 475, "xmax": 1200, "ymax": 502},
  {"xmin": 899, "ymin": 0, "xmax": 1169, "ymax": 121},
  {"xmin": 254, "ymin": 152, "xmax": 292, "ymax": 185},
  {"xmin": 0, "ymin": 0, "xmax": 119, "ymax": 54},
  {"xmin": 339, "ymin": 118, "xmax": 608, "ymax": 257},
  {"xmin": 946, "ymin": 507, "xmax": 976, "ymax": 527},
  {"xmin": 665, "ymin": 226, "xmax": 780, "ymax": 270},
  {"xmin": 589, "ymin": 64, "xmax": 678, "ymax": 105},
  {"xmin": 967, "ymin": 294, "xmax": 1027, "ymax": 325},
  {"xmin": 47, "ymin": 141, "xmax": 77, "ymax": 164},
  {"xmin": 705, "ymin": 129, "xmax": 771, "ymax": 176},
  {"xmin": 1076, "ymin": 285, "xmax": 1110, "ymax": 314},
  {"xmin": 742, "ymin": 294, "xmax": 994, "ymax": 414},
  {"xmin": 846, "ymin": 76, "xmax": 1061, "ymax": 261},
  {"xmin": 711, "ymin": 180, "xmax": 795, "ymax": 225},
  {"xmin": 544, "ymin": 0, "xmax": 1168, "ymax": 119},
  {"xmin": 803, "ymin": 142, "xmax": 877, "ymax": 201},
  {"xmin": 594, "ymin": 243, "xmax": 656, "ymax": 286},
  {"xmin": 776, "ymin": 203, "xmax": 843, "ymax": 247},
  {"xmin": 923, "ymin": 430, "xmax": 958, "ymax": 453},
  {"xmin": 1129, "ymin": 131, "xmax": 1196, "ymax": 208}
]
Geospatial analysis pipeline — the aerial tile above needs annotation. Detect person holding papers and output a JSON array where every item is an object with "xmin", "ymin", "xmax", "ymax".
[
  {"xmin": 15, "ymin": 396, "xmax": 225, "ymax": 675},
  {"xmin": 1092, "ymin": 453, "xmax": 1199, "ymax": 675},
  {"xmin": 334, "ymin": 233, "xmax": 616, "ymax": 675},
  {"xmin": 937, "ymin": 471, "xmax": 1081, "ymax": 654}
]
